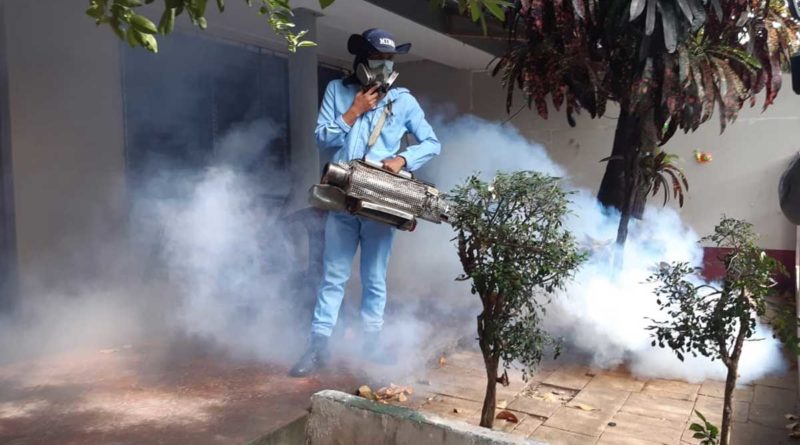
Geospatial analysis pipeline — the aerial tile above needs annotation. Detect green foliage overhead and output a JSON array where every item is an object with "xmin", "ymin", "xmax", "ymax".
[
  {"xmin": 87, "ymin": 0, "xmax": 506, "ymax": 53},
  {"xmin": 494, "ymin": 0, "xmax": 799, "ymax": 140},
  {"xmin": 449, "ymin": 172, "xmax": 585, "ymax": 381}
]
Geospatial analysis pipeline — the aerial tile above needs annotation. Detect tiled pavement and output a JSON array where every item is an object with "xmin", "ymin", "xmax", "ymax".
[{"xmin": 390, "ymin": 350, "xmax": 800, "ymax": 445}]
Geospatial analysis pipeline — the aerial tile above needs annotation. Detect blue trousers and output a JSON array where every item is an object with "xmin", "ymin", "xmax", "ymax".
[{"xmin": 311, "ymin": 212, "xmax": 396, "ymax": 337}]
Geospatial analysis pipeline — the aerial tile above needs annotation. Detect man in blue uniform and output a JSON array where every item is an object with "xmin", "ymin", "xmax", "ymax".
[{"xmin": 290, "ymin": 29, "xmax": 441, "ymax": 377}]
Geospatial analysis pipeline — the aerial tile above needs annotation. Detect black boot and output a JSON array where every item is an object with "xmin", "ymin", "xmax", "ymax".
[
  {"xmin": 289, "ymin": 334, "xmax": 330, "ymax": 377},
  {"xmin": 362, "ymin": 332, "xmax": 397, "ymax": 366}
]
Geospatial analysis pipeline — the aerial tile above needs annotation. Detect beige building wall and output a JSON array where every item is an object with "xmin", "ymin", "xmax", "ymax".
[
  {"xmin": 401, "ymin": 60, "xmax": 800, "ymax": 251},
  {"xmin": 2, "ymin": 0, "xmax": 128, "ymax": 289}
]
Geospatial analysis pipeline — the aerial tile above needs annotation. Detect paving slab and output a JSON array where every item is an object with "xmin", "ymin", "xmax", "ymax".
[
  {"xmin": 731, "ymin": 420, "xmax": 796, "ymax": 445},
  {"xmin": 0, "ymin": 342, "xmax": 361, "ymax": 445},
  {"xmin": 568, "ymin": 387, "xmax": 630, "ymax": 414},
  {"xmin": 747, "ymin": 402, "xmax": 795, "ymax": 429},
  {"xmin": 530, "ymin": 426, "xmax": 599, "ymax": 445},
  {"xmin": 697, "ymin": 380, "xmax": 754, "ymax": 402},
  {"xmin": 544, "ymin": 406, "xmax": 614, "ymax": 437},
  {"xmin": 692, "ymin": 395, "xmax": 749, "ymax": 424},
  {"xmin": 513, "ymin": 415, "xmax": 545, "ymax": 437},
  {"xmin": 621, "ymin": 392, "xmax": 695, "ymax": 423},
  {"xmin": 463, "ymin": 408, "xmax": 531, "ymax": 433},
  {"xmin": 608, "ymin": 411, "xmax": 684, "ymax": 445},
  {"xmin": 641, "ymin": 379, "xmax": 700, "ymax": 402},
  {"xmin": 752, "ymin": 371, "xmax": 799, "ymax": 391},
  {"xmin": 597, "ymin": 432, "xmax": 663, "ymax": 445},
  {"xmin": 752, "ymin": 384, "xmax": 798, "ymax": 413},
  {"xmin": 697, "ymin": 380, "xmax": 725, "ymax": 398},
  {"xmin": 418, "ymin": 394, "xmax": 483, "ymax": 422},
  {"xmin": 543, "ymin": 369, "xmax": 593, "ymax": 391},
  {"xmin": 584, "ymin": 374, "xmax": 645, "ymax": 393},
  {"xmin": 508, "ymin": 394, "xmax": 564, "ymax": 418}
]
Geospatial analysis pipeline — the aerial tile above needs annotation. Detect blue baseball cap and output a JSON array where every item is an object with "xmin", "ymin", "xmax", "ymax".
[{"xmin": 347, "ymin": 28, "xmax": 411, "ymax": 55}]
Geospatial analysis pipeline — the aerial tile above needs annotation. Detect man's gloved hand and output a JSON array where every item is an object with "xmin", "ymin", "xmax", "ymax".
[
  {"xmin": 382, "ymin": 156, "xmax": 406, "ymax": 173},
  {"xmin": 343, "ymin": 85, "xmax": 380, "ymax": 126}
]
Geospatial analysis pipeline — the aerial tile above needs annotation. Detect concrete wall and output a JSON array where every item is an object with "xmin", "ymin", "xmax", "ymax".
[
  {"xmin": 306, "ymin": 390, "xmax": 545, "ymax": 445},
  {"xmin": 400, "ymin": 60, "xmax": 800, "ymax": 251},
  {"xmin": 2, "ymin": 0, "xmax": 128, "ymax": 289}
]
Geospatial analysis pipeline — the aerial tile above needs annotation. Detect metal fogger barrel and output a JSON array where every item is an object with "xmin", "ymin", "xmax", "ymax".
[{"xmin": 308, "ymin": 159, "xmax": 450, "ymax": 231}]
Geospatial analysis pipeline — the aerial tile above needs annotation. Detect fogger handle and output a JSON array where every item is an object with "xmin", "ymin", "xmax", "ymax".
[{"xmin": 363, "ymin": 158, "xmax": 413, "ymax": 180}]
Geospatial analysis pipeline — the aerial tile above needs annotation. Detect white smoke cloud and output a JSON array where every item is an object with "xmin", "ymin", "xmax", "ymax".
[
  {"xmin": 402, "ymin": 113, "xmax": 787, "ymax": 384},
  {"xmin": 1, "ymin": 111, "xmax": 784, "ymax": 386}
]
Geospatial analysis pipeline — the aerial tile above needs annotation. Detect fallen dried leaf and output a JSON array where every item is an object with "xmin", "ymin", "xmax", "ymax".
[
  {"xmin": 439, "ymin": 356, "xmax": 447, "ymax": 367},
  {"xmin": 542, "ymin": 393, "xmax": 558, "ymax": 402},
  {"xmin": 358, "ymin": 385, "xmax": 377, "ymax": 401},
  {"xmin": 608, "ymin": 422, "xmax": 617, "ymax": 427},
  {"xmin": 496, "ymin": 410, "xmax": 519, "ymax": 423},
  {"xmin": 398, "ymin": 393, "xmax": 407, "ymax": 402},
  {"xmin": 785, "ymin": 422, "xmax": 798, "ymax": 430},
  {"xmin": 453, "ymin": 408, "xmax": 460, "ymax": 414},
  {"xmin": 497, "ymin": 400, "xmax": 508, "ymax": 409},
  {"xmin": 570, "ymin": 403, "xmax": 598, "ymax": 412},
  {"xmin": 787, "ymin": 414, "xmax": 799, "ymax": 421}
]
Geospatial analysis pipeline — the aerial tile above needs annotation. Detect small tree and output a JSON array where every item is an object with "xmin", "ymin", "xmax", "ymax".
[
  {"xmin": 648, "ymin": 217, "xmax": 785, "ymax": 445},
  {"xmin": 449, "ymin": 171, "xmax": 585, "ymax": 428}
]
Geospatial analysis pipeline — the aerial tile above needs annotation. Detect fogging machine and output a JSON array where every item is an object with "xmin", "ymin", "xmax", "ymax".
[{"xmin": 308, "ymin": 159, "xmax": 450, "ymax": 231}]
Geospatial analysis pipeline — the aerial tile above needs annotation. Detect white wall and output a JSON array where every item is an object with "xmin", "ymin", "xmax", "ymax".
[
  {"xmin": 401, "ymin": 60, "xmax": 800, "ymax": 251},
  {"xmin": 2, "ymin": 0, "xmax": 128, "ymax": 289}
]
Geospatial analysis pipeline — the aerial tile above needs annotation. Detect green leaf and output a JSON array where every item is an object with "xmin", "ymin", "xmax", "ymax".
[
  {"xmin": 297, "ymin": 40, "xmax": 317, "ymax": 47},
  {"xmin": 86, "ymin": 5, "xmax": 105, "ymax": 19},
  {"xmin": 689, "ymin": 423, "xmax": 705, "ymax": 432},
  {"xmin": 125, "ymin": 26, "xmax": 138, "ymax": 47},
  {"xmin": 133, "ymin": 28, "xmax": 158, "ymax": 52},
  {"xmin": 158, "ymin": 8, "xmax": 176, "ymax": 34},
  {"xmin": 469, "ymin": 0, "xmax": 482, "ymax": 21},
  {"xmin": 114, "ymin": 0, "xmax": 144, "ymax": 6},
  {"xmin": 319, "ymin": 0, "xmax": 335, "ymax": 8},
  {"xmin": 216, "ymin": 0, "xmax": 225, "ymax": 12},
  {"xmin": 482, "ymin": 0, "xmax": 506, "ymax": 21},
  {"xmin": 130, "ymin": 14, "xmax": 158, "ymax": 34},
  {"xmin": 693, "ymin": 432, "xmax": 706, "ymax": 439},
  {"xmin": 630, "ymin": 0, "xmax": 646, "ymax": 20}
]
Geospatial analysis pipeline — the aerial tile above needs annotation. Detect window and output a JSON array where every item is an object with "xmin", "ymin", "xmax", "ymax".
[{"xmin": 122, "ymin": 32, "xmax": 290, "ymax": 203}]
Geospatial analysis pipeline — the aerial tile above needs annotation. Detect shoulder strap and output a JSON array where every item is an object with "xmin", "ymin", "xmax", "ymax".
[{"xmin": 367, "ymin": 101, "xmax": 393, "ymax": 148}]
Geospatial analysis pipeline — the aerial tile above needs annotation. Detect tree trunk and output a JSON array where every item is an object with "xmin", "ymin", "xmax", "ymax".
[
  {"xmin": 599, "ymin": 110, "xmax": 649, "ymax": 255},
  {"xmin": 477, "ymin": 310, "xmax": 498, "ymax": 428},
  {"xmin": 598, "ymin": 109, "xmax": 642, "ymax": 215},
  {"xmin": 479, "ymin": 353, "xmax": 499, "ymax": 428},
  {"xmin": 721, "ymin": 313, "xmax": 748, "ymax": 445}
]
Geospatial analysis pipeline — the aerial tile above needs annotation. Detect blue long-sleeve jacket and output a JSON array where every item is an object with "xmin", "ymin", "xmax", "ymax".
[{"xmin": 315, "ymin": 79, "xmax": 441, "ymax": 172}]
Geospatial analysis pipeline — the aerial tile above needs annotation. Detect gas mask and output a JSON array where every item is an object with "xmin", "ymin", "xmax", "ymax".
[{"xmin": 356, "ymin": 60, "xmax": 399, "ymax": 93}]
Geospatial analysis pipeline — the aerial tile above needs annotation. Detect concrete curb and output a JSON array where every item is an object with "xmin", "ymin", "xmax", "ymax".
[{"xmin": 306, "ymin": 390, "xmax": 548, "ymax": 445}]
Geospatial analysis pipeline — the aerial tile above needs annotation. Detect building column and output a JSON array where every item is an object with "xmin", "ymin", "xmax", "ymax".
[
  {"xmin": 285, "ymin": 8, "xmax": 321, "ymax": 215},
  {"xmin": 0, "ymin": 2, "xmax": 17, "ymax": 310}
]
